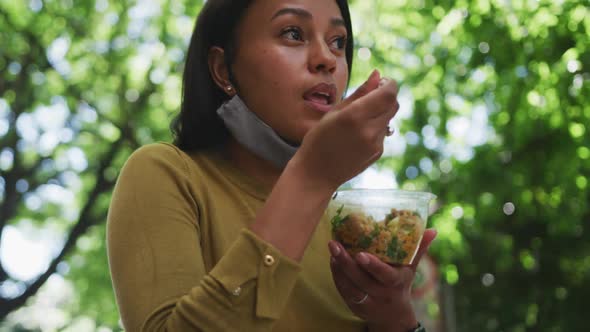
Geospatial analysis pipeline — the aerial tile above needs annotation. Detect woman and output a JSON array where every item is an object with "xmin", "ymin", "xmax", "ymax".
[{"xmin": 107, "ymin": 0, "xmax": 436, "ymax": 331}]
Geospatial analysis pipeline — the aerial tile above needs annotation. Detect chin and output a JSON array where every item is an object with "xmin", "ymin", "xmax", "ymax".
[
  {"xmin": 274, "ymin": 126, "xmax": 303, "ymax": 146},
  {"xmin": 295, "ymin": 121, "xmax": 318, "ymax": 142},
  {"xmin": 281, "ymin": 113, "xmax": 322, "ymax": 145}
]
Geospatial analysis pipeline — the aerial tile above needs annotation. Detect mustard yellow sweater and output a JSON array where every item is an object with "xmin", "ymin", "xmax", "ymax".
[{"xmin": 107, "ymin": 143, "xmax": 365, "ymax": 331}]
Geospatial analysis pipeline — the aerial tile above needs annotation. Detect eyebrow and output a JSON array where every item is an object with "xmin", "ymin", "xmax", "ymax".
[{"xmin": 271, "ymin": 7, "xmax": 346, "ymax": 28}]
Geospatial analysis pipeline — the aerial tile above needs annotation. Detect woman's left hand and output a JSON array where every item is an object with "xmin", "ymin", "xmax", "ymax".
[{"xmin": 328, "ymin": 229, "xmax": 437, "ymax": 332}]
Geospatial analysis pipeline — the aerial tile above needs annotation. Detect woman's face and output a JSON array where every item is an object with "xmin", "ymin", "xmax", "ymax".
[{"xmin": 230, "ymin": 0, "xmax": 349, "ymax": 144}]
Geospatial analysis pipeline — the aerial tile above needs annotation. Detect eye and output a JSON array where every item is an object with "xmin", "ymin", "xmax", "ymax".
[
  {"xmin": 330, "ymin": 36, "xmax": 347, "ymax": 50},
  {"xmin": 281, "ymin": 27, "xmax": 304, "ymax": 42}
]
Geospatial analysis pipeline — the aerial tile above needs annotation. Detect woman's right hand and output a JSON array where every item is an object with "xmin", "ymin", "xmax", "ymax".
[{"xmin": 289, "ymin": 69, "xmax": 400, "ymax": 192}]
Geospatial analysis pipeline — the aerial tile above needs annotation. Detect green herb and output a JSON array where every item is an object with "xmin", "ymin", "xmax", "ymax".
[
  {"xmin": 358, "ymin": 223, "xmax": 381, "ymax": 248},
  {"xmin": 397, "ymin": 249, "xmax": 408, "ymax": 261},
  {"xmin": 386, "ymin": 236, "xmax": 408, "ymax": 262},
  {"xmin": 370, "ymin": 224, "xmax": 381, "ymax": 237},
  {"xmin": 387, "ymin": 236, "xmax": 399, "ymax": 260},
  {"xmin": 358, "ymin": 235, "xmax": 372, "ymax": 248},
  {"xmin": 330, "ymin": 204, "xmax": 349, "ymax": 229}
]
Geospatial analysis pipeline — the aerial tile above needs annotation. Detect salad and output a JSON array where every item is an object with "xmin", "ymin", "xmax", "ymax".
[{"xmin": 330, "ymin": 205, "xmax": 424, "ymax": 265}]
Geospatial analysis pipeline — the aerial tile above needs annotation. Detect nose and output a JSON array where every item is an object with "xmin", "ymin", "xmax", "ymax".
[{"xmin": 308, "ymin": 39, "xmax": 337, "ymax": 74}]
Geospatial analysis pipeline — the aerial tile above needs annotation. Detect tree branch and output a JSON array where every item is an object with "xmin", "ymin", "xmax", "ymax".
[
  {"xmin": 0, "ymin": 139, "xmax": 123, "ymax": 320},
  {"xmin": 0, "ymin": 6, "xmax": 52, "ymax": 231},
  {"xmin": 0, "ymin": 2, "xmax": 150, "ymax": 318}
]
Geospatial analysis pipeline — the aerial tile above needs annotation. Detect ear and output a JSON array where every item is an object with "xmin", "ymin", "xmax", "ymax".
[{"xmin": 208, "ymin": 46, "xmax": 235, "ymax": 96}]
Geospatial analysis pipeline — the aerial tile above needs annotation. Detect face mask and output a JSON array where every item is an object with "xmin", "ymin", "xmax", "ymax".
[{"xmin": 216, "ymin": 95, "xmax": 299, "ymax": 169}]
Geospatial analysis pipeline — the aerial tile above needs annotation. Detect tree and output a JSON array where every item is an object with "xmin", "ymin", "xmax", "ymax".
[
  {"xmin": 1, "ymin": 0, "xmax": 203, "ymax": 329},
  {"xmin": 1, "ymin": 0, "xmax": 588, "ymax": 331},
  {"xmin": 359, "ymin": 1, "xmax": 589, "ymax": 330}
]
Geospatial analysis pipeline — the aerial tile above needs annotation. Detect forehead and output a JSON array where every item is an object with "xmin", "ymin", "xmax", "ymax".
[{"xmin": 244, "ymin": 0, "xmax": 344, "ymax": 22}]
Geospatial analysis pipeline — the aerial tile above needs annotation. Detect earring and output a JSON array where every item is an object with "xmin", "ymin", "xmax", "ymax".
[{"xmin": 226, "ymin": 85, "xmax": 233, "ymax": 92}]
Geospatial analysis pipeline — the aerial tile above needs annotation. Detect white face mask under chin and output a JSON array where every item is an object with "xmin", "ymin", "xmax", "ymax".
[{"xmin": 216, "ymin": 95, "xmax": 299, "ymax": 169}]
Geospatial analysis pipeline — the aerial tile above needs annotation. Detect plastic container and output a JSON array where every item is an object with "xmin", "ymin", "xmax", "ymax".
[{"xmin": 326, "ymin": 189, "xmax": 436, "ymax": 265}]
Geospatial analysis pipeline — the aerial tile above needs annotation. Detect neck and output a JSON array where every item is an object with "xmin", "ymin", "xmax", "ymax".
[{"xmin": 224, "ymin": 137, "xmax": 283, "ymax": 189}]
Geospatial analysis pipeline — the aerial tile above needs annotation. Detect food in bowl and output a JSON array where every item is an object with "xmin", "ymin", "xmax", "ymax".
[
  {"xmin": 326, "ymin": 189, "xmax": 435, "ymax": 265},
  {"xmin": 331, "ymin": 205, "xmax": 424, "ymax": 265}
]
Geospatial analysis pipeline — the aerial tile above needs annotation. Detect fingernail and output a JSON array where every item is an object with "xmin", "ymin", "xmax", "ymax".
[
  {"xmin": 329, "ymin": 241, "xmax": 341, "ymax": 257},
  {"xmin": 368, "ymin": 69, "xmax": 379, "ymax": 81},
  {"xmin": 356, "ymin": 253, "xmax": 369, "ymax": 266},
  {"xmin": 379, "ymin": 77, "xmax": 389, "ymax": 87},
  {"xmin": 426, "ymin": 237, "xmax": 437, "ymax": 251},
  {"xmin": 429, "ymin": 229, "xmax": 438, "ymax": 244}
]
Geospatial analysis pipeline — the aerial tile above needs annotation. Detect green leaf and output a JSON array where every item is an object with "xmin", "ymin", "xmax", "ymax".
[{"xmin": 330, "ymin": 204, "xmax": 349, "ymax": 230}]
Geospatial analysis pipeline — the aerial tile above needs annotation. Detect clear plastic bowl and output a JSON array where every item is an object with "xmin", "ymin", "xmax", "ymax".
[{"xmin": 326, "ymin": 189, "xmax": 436, "ymax": 265}]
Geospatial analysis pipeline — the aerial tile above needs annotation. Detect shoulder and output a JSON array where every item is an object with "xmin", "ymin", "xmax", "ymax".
[
  {"xmin": 120, "ymin": 142, "xmax": 193, "ymax": 180},
  {"xmin": 121, "ymin": 142, "xmax": 222, "ymax": 181},
  {"xmin": 129, "ymin": 142, "xmax": 187, "ymax": 163}
]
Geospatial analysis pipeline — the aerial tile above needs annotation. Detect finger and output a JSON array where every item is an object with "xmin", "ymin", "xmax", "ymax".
[
  {"xmin": 410, "ymin": 229, "xmax": 437, "ymax": 270},
  {"xmin": 330, "ymin": 257, "xmax": 370, "ymax": 306},
  {"xmin": 361, "ymin": 100, "xmax": 398, "ymax": 143},
  {"xmin": 338, "ymin": 69, "xmax": 381, "ymax": 109},
  {"xmin": 378, "ymin": 77, "xmax": 398, "ymax": 91},
  {"xmin": 368, "ymin": 97, "xmax": 399, "ymax": 129},
  {"xmin": 355, "ymin": 252, "xmax": 409, "ymax": 287},
  {"xmin": 330, "ymin": 241, "xmax": 384, "ymax": 297},
  {"xmin": 347, "ymin": 78, "xmax": 400, "ymax": 119}
]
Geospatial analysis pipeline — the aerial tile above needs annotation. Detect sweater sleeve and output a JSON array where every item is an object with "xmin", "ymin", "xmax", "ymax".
[{"xmin": 106, "ymin": 144, "xmax": 301, "ymax": 332}]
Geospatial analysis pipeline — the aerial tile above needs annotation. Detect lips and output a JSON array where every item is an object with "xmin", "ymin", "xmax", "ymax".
[{"xmin": 303, "ymin": 83, "xmax": 337, "ymax": 113}]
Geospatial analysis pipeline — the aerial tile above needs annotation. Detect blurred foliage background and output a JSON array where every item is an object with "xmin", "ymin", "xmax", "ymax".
[{"xmin": 0, "ymin": 0, "xmax": 588, "ymax": 331}]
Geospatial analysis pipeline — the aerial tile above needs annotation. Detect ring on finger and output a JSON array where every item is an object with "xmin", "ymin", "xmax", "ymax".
[{"xmin": 352, "ymin": 292, "xmax": 369, "ymax": 304}]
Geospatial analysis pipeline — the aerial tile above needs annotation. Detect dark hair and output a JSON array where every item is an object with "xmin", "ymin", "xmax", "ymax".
[{"xmin": 171, "ymin": 0, "xmax": 354, "ymax": 151}]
